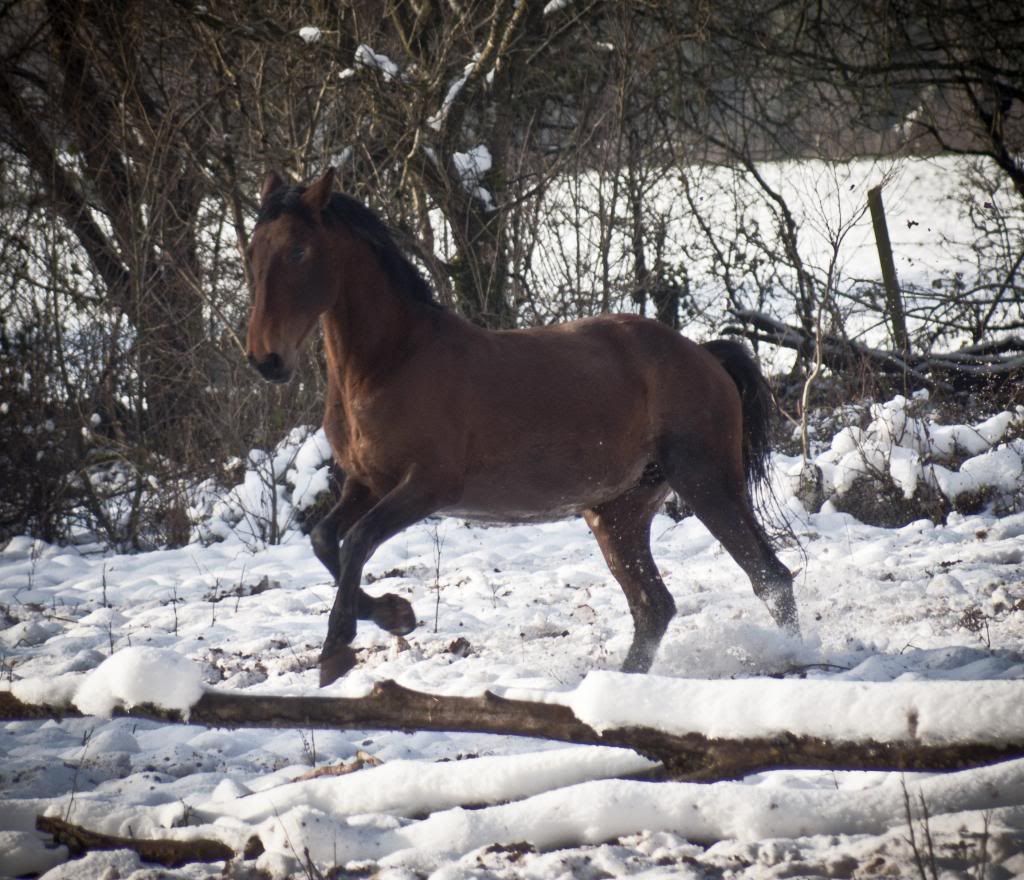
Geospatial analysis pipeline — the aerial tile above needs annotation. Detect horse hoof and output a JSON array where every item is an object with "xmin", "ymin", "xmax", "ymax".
[
  {"xmin": 619, "ymin": 650, "xmax": 655, "ymax": 674},
  {"xmin": 319, "ymin": 645, "xmax": 357, "ymax": 687},
  {"xmin": 773, "ymin": 607, "xmax": 802, "ymax": 640},
  {"xmin": 371, "ymin": 593, "xmax": 417, "ymax": 635},
  {"xmin": 761, "ymin": 586, "xmax": 801, "ymax": 639}
]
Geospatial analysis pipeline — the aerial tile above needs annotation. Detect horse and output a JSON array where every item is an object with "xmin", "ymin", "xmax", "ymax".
[{"xmin": 245, "ymin": 168, "xmax": 800, "ymax": 686}]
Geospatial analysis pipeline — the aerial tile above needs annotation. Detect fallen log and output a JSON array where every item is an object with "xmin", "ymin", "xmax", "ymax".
[
  {"xmin": 724, "ymin": 309, "xmax": 1024, "ymax": 396},
  {"xmin": 4, "ymin": 683, "xmax": 1024, "ymax": 781},
  {"xmin": 34, "ymin": 815, "xmax": 258, "ymax": 868}
]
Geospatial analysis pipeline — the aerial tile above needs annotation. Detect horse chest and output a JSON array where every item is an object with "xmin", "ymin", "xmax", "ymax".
[
  {"xmin": 324, "ymin": 397, "xmax": 420, "ymax": 490},
  {"xmin": 331, "ymin": 424, "xmax": 390, "ymax": 483}
]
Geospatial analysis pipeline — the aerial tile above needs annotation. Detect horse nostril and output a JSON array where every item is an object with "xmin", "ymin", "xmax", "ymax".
[{"xmin": 249, "ymin": 352, "xmax": 290, "ymax": 383}]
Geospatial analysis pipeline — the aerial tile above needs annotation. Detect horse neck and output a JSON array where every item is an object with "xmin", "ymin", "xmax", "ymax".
[{"xmin": 320, "ymin": 250, "xmax": 424, "ymax": 392}]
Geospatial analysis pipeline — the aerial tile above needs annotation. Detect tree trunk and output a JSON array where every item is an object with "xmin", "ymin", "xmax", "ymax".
[{"xmin": 4, "ymin": 684, "xmax": 1023, "ymax": 782}]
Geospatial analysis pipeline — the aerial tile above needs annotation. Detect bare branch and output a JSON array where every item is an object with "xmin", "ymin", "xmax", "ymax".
[{"xmin": 4, "ymin": 684, "xmax": 1024, "ymax": 782}]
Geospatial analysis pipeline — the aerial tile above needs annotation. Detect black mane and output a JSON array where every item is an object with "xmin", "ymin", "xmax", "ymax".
[{"xmin": 257, "ymin": 186, "xmax": 438, "ymax": 308}]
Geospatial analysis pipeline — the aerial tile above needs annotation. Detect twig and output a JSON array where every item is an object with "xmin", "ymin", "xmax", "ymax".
[{"xmin": 35, "ymin": 814, "xmax": 246, "ymax": 868}]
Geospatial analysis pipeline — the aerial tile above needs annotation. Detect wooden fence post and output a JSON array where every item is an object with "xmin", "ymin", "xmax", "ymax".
[{"xmin": 868, "ymin": 185, "xmax": 911, "ymax": 356}]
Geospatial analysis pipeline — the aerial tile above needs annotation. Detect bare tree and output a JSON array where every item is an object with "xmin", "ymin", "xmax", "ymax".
[{"xmin": 2, "ymin": 0, "xmax": 1022, "ymax": 546}]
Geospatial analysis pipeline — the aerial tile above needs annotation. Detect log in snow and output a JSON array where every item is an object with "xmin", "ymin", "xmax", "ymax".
[
  {"xmin": 34, "ymin": 815, "xmax": 248, "ymax": 868},
  {"xmin": 4, "ymin": 673, "xmax": 1024, "ymax": 780}
]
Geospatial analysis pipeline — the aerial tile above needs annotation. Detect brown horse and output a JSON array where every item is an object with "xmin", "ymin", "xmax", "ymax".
[{"xmin": 245, "ymin": 169, "xmax": 799, "ymax": 686}]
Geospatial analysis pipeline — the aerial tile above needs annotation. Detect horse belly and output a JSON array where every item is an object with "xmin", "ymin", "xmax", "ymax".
[{"xmin": 442, "ymin": 447, "xmax": 651, "ymax": 523}]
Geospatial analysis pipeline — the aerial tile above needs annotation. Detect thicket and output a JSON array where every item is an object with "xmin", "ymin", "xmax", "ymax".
[{"xmin": 1, "ymin": 0, "xmax": 1023, "ymax": 547}]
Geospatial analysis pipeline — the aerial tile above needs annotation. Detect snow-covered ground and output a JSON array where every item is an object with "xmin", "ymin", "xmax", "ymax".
[{"xmin": 2, "ymin": 398, "xmax": 1024, "ymax": 878}]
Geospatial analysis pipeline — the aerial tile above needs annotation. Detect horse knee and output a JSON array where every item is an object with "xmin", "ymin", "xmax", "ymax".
[{"xmin": 310, "ymin": 521, "xmax": 338, "ymax": 570}]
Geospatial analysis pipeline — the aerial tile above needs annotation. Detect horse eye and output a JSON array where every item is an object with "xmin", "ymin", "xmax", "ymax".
[{"xmin": 288, "ymin": 246, "xmax": 306, "ymax": 264}]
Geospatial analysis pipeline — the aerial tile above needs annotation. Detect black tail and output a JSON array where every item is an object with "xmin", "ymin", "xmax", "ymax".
[{"xmin": 701, "ymin": 339, "xmax": 775, "ymax": 495}]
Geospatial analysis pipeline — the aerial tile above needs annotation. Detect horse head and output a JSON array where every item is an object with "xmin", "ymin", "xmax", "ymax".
[{"xmin": 245, "ymin": 168, "xmax": 339, "ymax": 383}]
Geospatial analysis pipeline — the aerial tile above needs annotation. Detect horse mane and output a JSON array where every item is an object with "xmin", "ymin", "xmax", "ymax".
[{"xmin": 257, "ymin": 186, "xmax": 438, "ymax": 308}]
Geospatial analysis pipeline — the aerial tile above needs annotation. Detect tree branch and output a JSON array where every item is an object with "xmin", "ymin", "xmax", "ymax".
[
  {"xmin": 4, "ymin": 683, "xmax": 1024, "ymax": 782},
  {"xmin": 35, "ymin": 815, "xmax": 252, "ymax": 868},
  {"xmin": 725, "ymin": 309, "xmax": 1024, "ymax": 395},
  {"xmin": 0, "ymin": 69, "xmax": 131, "ymax": 301}
]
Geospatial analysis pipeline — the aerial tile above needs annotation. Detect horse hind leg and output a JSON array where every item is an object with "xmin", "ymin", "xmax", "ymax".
[
  {"xmin": 584, "ymin": 485, "xmax": 676, "ymax": 673},
  {"xmin": 660, "ymin": 436, "xmax": 799, "ymax": 636}
]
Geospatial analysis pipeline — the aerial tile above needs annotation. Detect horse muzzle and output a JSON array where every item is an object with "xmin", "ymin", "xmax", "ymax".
[{"xmin": 248, "ymin": 352, "xmax": 292, "ymax": 384}]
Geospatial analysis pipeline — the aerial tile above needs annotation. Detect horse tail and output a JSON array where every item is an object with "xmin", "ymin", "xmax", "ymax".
[{"xmin": 701, "ymin": 339, "xmax": 775, "ymax": 497}]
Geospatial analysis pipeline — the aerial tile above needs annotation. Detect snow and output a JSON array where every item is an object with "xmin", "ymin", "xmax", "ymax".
[
  {"xmin": 791, "ymin": 391, "xmax": 1024, "ymax": 507},
  {"xmin": 452, "ymin": 145, "xmax": 496, "ymax": 210},
  {"xmin": 71, "ymin": 646, "xmax": 205, "ymax": 719},
  {"xmin": 538, "ymin": 673, "xmax": 1024, "ymax": 743},
  {"xmin": 298, "ymin": 26, "xmax": 321, "ymax": 44},
  {"xmin": 323, "ymin": 759, "xmax": 1024, "ymax": 861},
  {"xmin": 453, "ymin": 145, "xmax": 492, "ymax": 183},
  {"xmin": 3, "ymin": 386, "xmax": 1024, "ymax": 880},
  {"xmin": 286, "ymin": 427, "xmax": 332, "ymax": 511},
  {"xmin": 544, "ymin": 0, "xmax": 573, "ymax": 14},
  {"xmin": 428, "ymin": 58, "xmax": 482, "ymax": 131},
  {"xmin": 198, "ymin": 426, "xmax": 332, "ymax": 545},
  {"xmin": 934, "ymin": 445, "xmax": 1024, "ymax": 502},
  {"xmin": 0, "ymin": 831, "xmax": 68, "ymax": 877},
  {"xmin": 197, "ymin": 747, "xmax": 656, "ymax": 825},
  {"xmin": 354, "ymin": 44, "xmax": 398, "ymax": 81}
]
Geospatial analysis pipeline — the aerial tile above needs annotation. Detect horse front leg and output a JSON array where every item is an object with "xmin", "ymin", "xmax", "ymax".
[
  {"xmin": 319, "ymin": 466, "xmax": 448, "ymax": 686},
  {"xmin": 310, "ymin": 477, "xmax": 418, "ymax": 638},
  {"xmin": 310, "ymin": 476, "xmax": 373, "ymax": 582}
]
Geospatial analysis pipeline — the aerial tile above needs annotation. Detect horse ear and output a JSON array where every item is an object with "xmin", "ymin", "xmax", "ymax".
[
  {"xmin": 302, "ymin": 167, "xmax": 335, "ymax": 213},
  {"xmin": 260, "ymin": 171, "xmax": 285, "ymax": 206}
]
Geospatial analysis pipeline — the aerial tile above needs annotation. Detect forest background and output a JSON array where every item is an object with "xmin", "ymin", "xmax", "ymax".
[{"xmin": 1, "ymin": 0, "xmax": 1022, "ymax": 551}]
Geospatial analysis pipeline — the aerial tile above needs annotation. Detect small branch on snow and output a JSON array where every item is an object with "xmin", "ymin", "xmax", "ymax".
[
  {"xmin": 35, "ymin": 814, "xmax": 258, "ymax": 868},
  {"xmin": 4, "ymin": 683, "xmax": 1024, "ymax": 782}
]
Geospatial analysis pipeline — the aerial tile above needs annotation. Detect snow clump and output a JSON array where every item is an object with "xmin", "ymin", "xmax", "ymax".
[
  {"xmin": 791, "ymin": 391, "xmax": 1024, "ymax": 524},
  {"xmin": 73, "ymin": 646, "xmax": 204, "ymax": 719},
  {"xmin": 196, "ymin": 425, "xmax": 332, "ymax": 545}
]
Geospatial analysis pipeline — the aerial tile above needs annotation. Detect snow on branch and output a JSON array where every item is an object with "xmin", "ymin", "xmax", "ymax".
[
  {"xmin": 725, "ymin": 309, "xmax": 1024, "ymax": 394},
  {"xmin": 4, "ymin": 673, "xmax": 1024, "ymax": 781},
  {"xmin": 452, "ymin": 144, "xmax": 496, "ymax": 210},
  {"xmin": 354, "ymin": 44, "xmax": 399, "ymax": 81},
  {"xmin": 34, "ymin": 815, "xmax": 245, "ymax": 869}
]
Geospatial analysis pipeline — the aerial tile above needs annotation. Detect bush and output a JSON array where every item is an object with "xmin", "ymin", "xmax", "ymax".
[{"xmin": 790, "ymin": 392, "xmax": 1024, "ymax": 526}]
